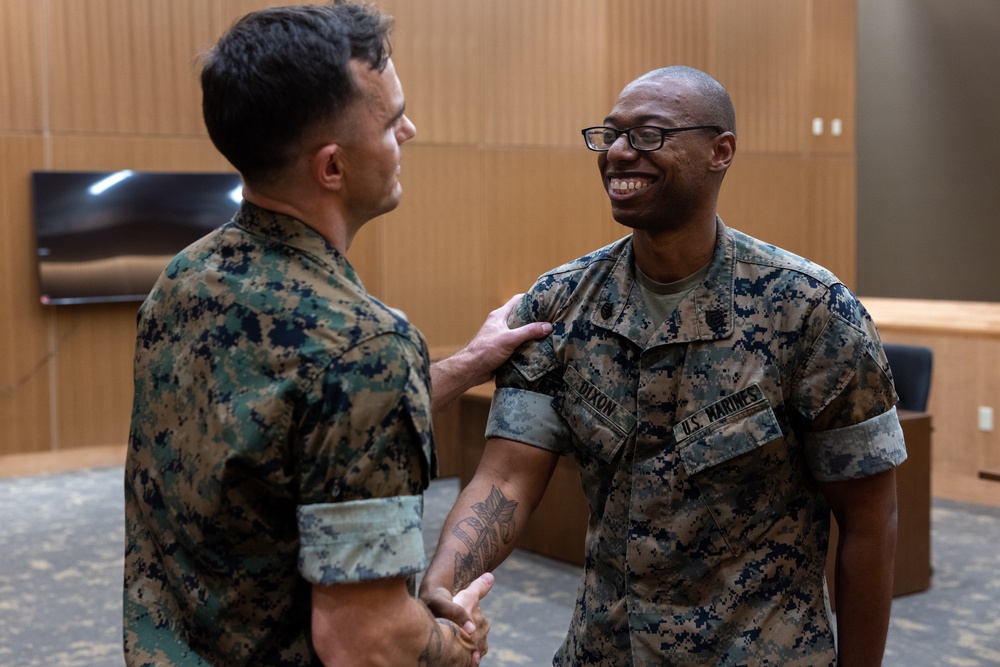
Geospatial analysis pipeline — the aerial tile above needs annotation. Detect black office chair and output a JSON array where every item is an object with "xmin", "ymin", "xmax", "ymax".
[{"xmin": 882, "ymin": 343, "xmax": 933, "ymax": 412}]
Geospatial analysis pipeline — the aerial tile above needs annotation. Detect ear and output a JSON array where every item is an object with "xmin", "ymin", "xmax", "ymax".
[
  {"xmin": 709, "ymin": 132, "xmax": 736, "ymax": 173},
  {"xmin": 312, "ymin": 142, "xmax": 345, "ymax": 192}
]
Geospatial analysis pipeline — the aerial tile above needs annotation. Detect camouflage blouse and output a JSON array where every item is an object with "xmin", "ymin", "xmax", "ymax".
[
  {"xmin": 487, "ymin": 219, "xmax": 906, "ymax": 666},
  {"xmin": 124, "ymin": 202, "xmax": 434, "ymax": 665}
]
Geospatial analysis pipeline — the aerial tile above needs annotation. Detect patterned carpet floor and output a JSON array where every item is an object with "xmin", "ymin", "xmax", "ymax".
[{"xmin": 1, "ymin": 468, "xmax": 998, "ymax": 666}]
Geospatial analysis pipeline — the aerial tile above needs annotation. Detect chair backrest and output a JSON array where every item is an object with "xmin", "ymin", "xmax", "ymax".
[{"xmin": 882, "ymin": 343, "xmax": 933, "ymax": 413}]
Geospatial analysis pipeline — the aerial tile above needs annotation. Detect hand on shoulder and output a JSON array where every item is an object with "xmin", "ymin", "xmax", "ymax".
[{"xmin": 430, "ymin": 294, "xmax": 551, "ymax": 411}]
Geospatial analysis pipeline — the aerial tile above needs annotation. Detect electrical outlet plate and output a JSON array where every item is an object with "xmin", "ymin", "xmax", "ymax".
[{"xmin": 978, "ymin": 406, "xmax": 994, "ymax": 432}]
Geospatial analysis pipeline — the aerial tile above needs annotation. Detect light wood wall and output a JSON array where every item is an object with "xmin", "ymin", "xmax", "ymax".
[{"xmin": 0, "ymin": 0, "xmax": 858, "ymax": 460}]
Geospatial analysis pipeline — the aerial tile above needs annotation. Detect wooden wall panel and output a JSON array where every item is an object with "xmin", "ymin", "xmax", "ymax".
[
  {"xmin": 606, "ymin": 0, "xmax": 716, "ymax": 94},
  {"xmin": 52, "ymin": 303, "xmax": 137, "ymax": 448},
  {"xmin": 49, "ymin": 135, "xmax": 228, "ymax": 172},
  {"xmin": 718, "ymin": 153, "xmax": 811, "ymax": 255},
  {"xmin": 484, "ymin": 148, "xmax": 620, "ymax": 303},
  {"xmin": 377, "ymin": 0, "xmax": 486, "ymax": 145},
  {"xmin": 977, "ymin": 341, "xmax": 1000, "ymax": 485},
  {"xmin": 484, "ymin": 0, "xmax": 609, "ymax": 147},
  {"xmin": 0, "ymin": 137, "xmax": 51, "ymax": 457},
  {"xmin": 0, "ymin": 0, "xmax": 43, "ymax": 131},
  {"xmin": 719, "ymin": 153, "xmax": 856, "ymax": 286},
  {"xmin": 376, "ymin": 146, "xmax": 488, "ymax": 346},
  {"xmin": 715, "ymin": 0, "xmax": 810, "ymax": 153},
  {"xmin": 808, "ymin": 0, "xmax": 856, "ymax": 154},
  {"xmin": 806, "ymin": 156, "xmax": 856, "ymax": 286},
  {"xmin": 47, "ymin": 0, "xmax": 220, "ymax": 135},
  {"xmin": 222, "ymin": 0, "xmax": 296, "ymax": 26}
]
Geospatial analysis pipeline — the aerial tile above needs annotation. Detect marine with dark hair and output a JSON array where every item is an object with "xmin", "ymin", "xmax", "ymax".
[
  {"xmin": 421, "ymin": 66, "xmax": 906, "ymax": 666},
  {"xmin": 200, "ymin": 2, "xmax": 391, "ymax": 184},
  {"xmin": 123, "ymin": 3, "xmax": 550, "ymax": 665}
]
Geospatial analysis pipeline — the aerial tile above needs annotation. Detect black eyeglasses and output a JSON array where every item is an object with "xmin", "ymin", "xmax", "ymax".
[{"xmin": 581, "ymin": 125, "xmax": 722, "ymax": 152}]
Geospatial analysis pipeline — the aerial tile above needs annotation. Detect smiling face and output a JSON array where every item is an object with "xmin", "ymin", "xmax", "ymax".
[{"xmin": 598, "ymin": 75, "xmax": 728, "ymax": 234}]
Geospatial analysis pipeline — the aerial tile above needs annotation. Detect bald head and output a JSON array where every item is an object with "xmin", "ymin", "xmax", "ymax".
[{"xmin": 627, "ymin": 66, "xmax": 736, "ymax": 138}]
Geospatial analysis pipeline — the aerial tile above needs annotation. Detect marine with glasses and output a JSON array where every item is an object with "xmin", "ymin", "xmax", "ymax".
[{"xmin": 420, "ymin": 66, "xmax": 906, "ymax": 666}]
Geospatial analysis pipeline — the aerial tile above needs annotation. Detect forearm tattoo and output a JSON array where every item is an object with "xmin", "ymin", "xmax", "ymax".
[
  {"xmin": 418, "ymin": 619, "xmax": 456, "ymax": 665},
  {"xmin": 417, "ymin": 610, "xmax": 461, "ymax": 667},
  {"xmin": 451, "ymin": 485, "xmax": 519, "ymax": 590}
]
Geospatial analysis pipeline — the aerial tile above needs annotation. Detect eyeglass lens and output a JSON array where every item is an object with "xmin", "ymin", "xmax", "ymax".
[{"xmin": 586, "ymin": 127, "xmax": 664, "ymax": 151}]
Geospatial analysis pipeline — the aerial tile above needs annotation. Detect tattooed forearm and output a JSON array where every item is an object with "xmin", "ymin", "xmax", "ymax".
[{"xmin": 451, "ymin": 485, "xmax": 519, "ymax": 590}]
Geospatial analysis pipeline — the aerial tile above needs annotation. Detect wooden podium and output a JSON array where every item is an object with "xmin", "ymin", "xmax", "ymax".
[{"xmin": 451, "ymin": 385, "xmax": 932, "ymax": 599}]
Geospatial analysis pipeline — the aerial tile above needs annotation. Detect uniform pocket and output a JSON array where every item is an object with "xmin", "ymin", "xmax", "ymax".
[
  {"xmin": 556, "ymin": 365, "xmax": 636, "ymax": 464},
  {"xmin": 674, "ymin": 385, "xmax": 791, "ymax": 556}
]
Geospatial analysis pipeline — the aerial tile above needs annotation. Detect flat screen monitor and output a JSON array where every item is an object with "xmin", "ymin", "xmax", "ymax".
[{"xmin": 31, "ymin": 170, "xmax": 243, "ymax": 305}]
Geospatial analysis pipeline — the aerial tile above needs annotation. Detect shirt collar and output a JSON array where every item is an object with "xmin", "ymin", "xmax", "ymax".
[
  {"xmin": 230, "ymin": 201, "xmax": 364, "ymax": 289},
  {"xmin": 593, "ymin": 217, "xmax": 735, "ymax": 346}
]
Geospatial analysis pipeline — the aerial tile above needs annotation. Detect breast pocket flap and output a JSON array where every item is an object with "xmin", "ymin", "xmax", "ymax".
[
  {"xmin": 557, "ymin": 365, "xmax": 636, "ymax": 464},
  {"xmin": 675, "ymin": 386, "xmax": 783, "ymax": 476}
]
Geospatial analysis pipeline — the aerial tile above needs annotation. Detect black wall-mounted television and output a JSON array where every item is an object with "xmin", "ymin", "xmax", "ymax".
[{"xmin": 30, "ymin": 170, "xmax": 243, "ymax": 305}]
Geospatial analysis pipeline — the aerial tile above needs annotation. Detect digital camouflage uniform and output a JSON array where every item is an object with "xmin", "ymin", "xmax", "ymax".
[
  {"xmin": 124, "ymin": 202, "xmax": 435, "ymax": 666},
  {"xmin": 486, "ymin": 219, "xmax": 906, "ymax": 666}
]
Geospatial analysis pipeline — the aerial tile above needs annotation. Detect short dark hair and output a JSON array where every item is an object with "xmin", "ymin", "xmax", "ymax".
[{"xmin": 201, "ymin": 2, "xmax": 393, "ymax": 184}]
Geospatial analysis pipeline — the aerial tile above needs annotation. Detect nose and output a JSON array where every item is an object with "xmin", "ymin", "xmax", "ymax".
[
  {"xmin": 398, "ymin": 114, "xmax": 417, "ymax": 143},
  {"xmin": 606, "ymin": 132, "xmax": 638, "ymax": 162}
]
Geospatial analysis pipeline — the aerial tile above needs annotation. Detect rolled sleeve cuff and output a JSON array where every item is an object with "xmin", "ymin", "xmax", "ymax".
[
  {"xmin": 805, "ymin": 406, "xmax": 908, "ymax": 482},
  {"xmin": 485, "ymin": 387, "xmax": 570, "ymax": 454},
  {"xmin": 297, "ymin": 495, "xmax": 426, "ymax": 585}
]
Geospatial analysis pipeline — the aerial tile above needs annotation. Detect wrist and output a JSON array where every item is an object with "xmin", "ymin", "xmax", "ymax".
[{"xmin": 448, "ymin": 345, "xmax": 490, "ymax": 387}]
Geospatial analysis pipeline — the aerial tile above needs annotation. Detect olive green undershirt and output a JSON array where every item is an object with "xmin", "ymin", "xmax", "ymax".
[{"xmin": 635, "ymin": 260, "xmax": 712, "ymax": 326}]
